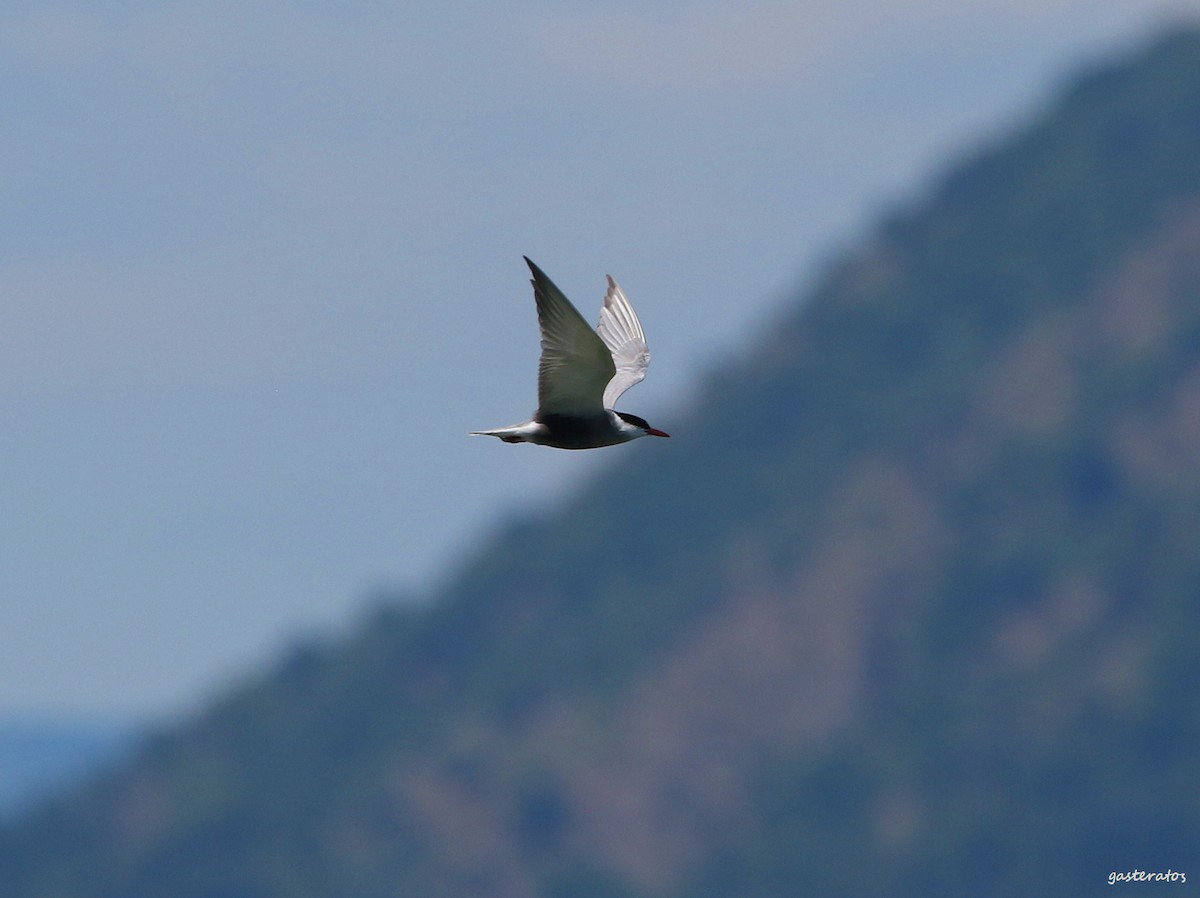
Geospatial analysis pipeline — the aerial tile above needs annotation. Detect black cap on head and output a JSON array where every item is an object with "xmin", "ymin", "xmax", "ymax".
[{"xmin": 616, "ymin": 411, "xmax": 652, "ymax": 430}]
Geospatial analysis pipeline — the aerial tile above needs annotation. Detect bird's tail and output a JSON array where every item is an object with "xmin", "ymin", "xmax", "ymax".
[
  {"xmin": 469, "ymin": 425, "xmax": 530, "ymax": 443},
  {"xmin": 468, "ymin": 427, "xmax": 520, "ymax": 441}
]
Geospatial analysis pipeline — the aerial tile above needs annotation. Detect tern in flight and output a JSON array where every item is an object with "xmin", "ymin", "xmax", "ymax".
[{"xmin": 472, "ymin": 257, "xmax": 669, "ymax": 449}]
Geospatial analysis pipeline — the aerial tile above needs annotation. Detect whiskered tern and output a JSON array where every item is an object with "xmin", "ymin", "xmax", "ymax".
[{"xmin": 472, "ymin": 257, "xmax": 669, "ymax": 449}]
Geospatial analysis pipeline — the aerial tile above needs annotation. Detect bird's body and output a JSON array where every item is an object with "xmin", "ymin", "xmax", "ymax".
[
  {"xmin": 472, "ymin": 258, "xmax": 669, "ymax": 450},
  {"xmin": 476, "ymin": 411, "xmax": 658, "ymax": 449}
]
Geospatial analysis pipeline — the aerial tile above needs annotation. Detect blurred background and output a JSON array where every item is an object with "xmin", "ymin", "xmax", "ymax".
[
  {"xmin": 4, "ymin": 0, "xmax": 1187, "ymax": 723},
  {"xmin": 3, "ymin": 2, "xmax": 1200, "ymax": 895}
]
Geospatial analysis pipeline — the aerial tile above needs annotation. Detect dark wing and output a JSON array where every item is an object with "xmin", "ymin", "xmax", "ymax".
[{"xmin": 525, "ymin": 257, "xmax": 615, "ymax": 418}]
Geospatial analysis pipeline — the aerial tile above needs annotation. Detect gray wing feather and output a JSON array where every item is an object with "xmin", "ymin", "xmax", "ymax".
[{"xmin": 526, "ymin": 257, "xmax": 615, "ymax": 418}]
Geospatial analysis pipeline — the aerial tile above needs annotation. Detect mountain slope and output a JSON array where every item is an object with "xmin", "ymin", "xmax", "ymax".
[{"xmin": 5, "ymin": 28, "xmax": 1200, "ymax": 898}]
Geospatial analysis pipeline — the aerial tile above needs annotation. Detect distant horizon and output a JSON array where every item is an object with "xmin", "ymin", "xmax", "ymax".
[{"xmin": 0, "ymin": 717, "xmax": 139, "ymax": 820}]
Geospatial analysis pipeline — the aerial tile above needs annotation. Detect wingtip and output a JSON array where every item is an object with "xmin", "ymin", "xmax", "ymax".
[{"xmin": 525, "ymin": 256, "xmax": 558, "ymax": 296}]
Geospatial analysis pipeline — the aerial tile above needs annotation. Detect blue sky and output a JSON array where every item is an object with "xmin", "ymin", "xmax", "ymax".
[{"xmin": 2, "ymin": 0, "xmax": 1194, "ymax": 721}]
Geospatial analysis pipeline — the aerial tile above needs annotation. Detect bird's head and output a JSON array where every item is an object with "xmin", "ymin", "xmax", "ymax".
[{"xmin": 615, "ymin": 411, "xmax": 670, "ymax": 440}]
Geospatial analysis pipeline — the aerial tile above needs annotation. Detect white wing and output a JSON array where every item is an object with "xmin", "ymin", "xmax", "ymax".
[
  {"xmin": 526, "ymin": 257, "xmax": 615, "ymax": 418},
  {"xmin": 597, "ymin": 275, "xmax": 651, "ymax": 409}
]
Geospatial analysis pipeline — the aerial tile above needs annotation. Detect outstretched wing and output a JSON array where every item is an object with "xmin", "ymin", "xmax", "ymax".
[
  {"xmin": 597, "ymin": 275, "xmax": 651, "ymax": 409},
  {"xmin": 525, "ymin": 257, "xmax": 615, "ymax": 418}
]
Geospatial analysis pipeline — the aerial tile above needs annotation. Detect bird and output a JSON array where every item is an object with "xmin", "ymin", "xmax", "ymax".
[{"xmin": 471, "ymin": 257, "xmax": 670, "ymax": 449}]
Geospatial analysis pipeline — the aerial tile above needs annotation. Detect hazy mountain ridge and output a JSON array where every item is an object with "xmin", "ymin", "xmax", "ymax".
[
  {"xmin": 0, "ymin": 720, "xmax": 134, "ymax": 821},
  {"xmin": 4, "ymin": 28, "xmax": 1200, "ymax": 898}
]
